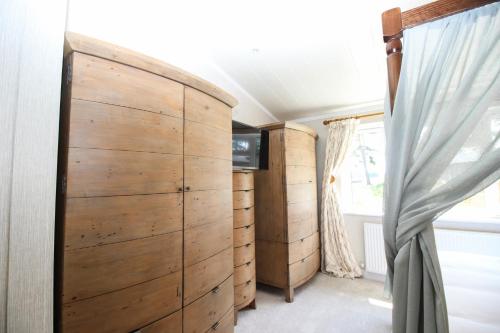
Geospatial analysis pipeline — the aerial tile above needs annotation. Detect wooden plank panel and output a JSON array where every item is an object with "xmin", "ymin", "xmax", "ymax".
[
  {"xmin": 66, "ymin": 148, "xmax": 183, "ymax": 197},
  {"xmin": 234, "ymin": 279, "xmax": 256, "ymax": 308},
  {"xmin": 68, "ymin": 99, "xmax": 183, "ymax": 154},
  {"xmin": 285, "ymin": 148, "xmax": 316, "ymax": 167},
  {"xmin": 184, "ymin": 218, "xmax": 233, "ymax": 267},
  {"xmin": 286, "ymin": 165, "xmax": 316, "ymax": 185},
  {"xmin": 234, "ymin": 243, "xmax": 255, "ymax": 267},
  {"xmin": 183, "ymin": 276, "xmax": 233, "ymax": 333},
  {"xmin": 287, "ymin": 183, "xmax": 317, "ymax": 204},
  {"xmin": 185, "ymin": 120, "xmax": 231, "ymax": 160},
  {"xmin": 284, "ymin": 129, "xmax": 315, "ymax": 152},
  {"xmin": 71, "ymin": 53, "xmax": 183, "ymax": 117},
  {"xmin": 62, "ymin": 271, "xmax": 182, "ymax": 333},
  {"xmin": 184, "ymin": 247, "xmax": 233, "ymax": 305},
  {"xmin": 287, "ymin": 201, "xmax": 318, "ymax": 243},
  {"xmin": 63, "ymin": 232, "xmax": 182, "ymax": 302},
  {"xmin": 233, "ymin": 190, "xmax": 254, "ymax": 210},
  {"xmin": 234, "ymin": 224, "xmax": 255, "ymax": 248},
  {"xmin": 289, "ymin": 249, "xmax": 320, "ymax": 287},
  {"xmin": 184, "ymin": 87, "xmax": 232, "ymax": 132},
  {"xmin": 233, "ymin": 207, "xmax": 254, "ymax": 229},
  {"xmin": 288, "ymin": 232, "xmax": 320, "ymax": 264},
  {"xmin": 232, "ymin": 172, "xmax": 254, "ymax": 191},
  {"xmin": 254, "ymin": 129, "xmax": 286, "ymax": 242},
  {"xmin": 255, "ymin": 240, "xmax": 287, "ymax": 288},
  {"xmin": 184, "ymin": 156, "xmax": 232, "ymax": 192},
  {"xmin": 234, "ymin": 260, "xmax": 255, "ymax": 286},
  {"xmin": 184, "ymin": 189, "xmax": 232, "ymax": 229},
  {"xmin": 64, "ymin": 193, "xmax": 182, "ymax": 250},
  {"xmin": 140, "ymin": 310, "xmax": 182, "ymax": 333}
]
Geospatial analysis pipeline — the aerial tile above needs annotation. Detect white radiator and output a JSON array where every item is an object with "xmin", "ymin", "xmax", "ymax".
[{"xmin": 363, "ymin": 222, "xmax": 500, "ymax": 276}]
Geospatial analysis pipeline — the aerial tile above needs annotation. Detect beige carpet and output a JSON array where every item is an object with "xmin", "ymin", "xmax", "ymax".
[{"xmin": 235, "ymin": 252, "xmax": 500, "ymax": 333}]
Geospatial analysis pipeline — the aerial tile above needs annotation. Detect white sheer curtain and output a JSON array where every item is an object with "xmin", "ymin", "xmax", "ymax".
[
  {"xmin": 384, "ymin": 3, "xmax": 500, "ymax": 333},
  {"xmin": 321, "ymin": 119, "xmax": 362, "ymax": 278}
]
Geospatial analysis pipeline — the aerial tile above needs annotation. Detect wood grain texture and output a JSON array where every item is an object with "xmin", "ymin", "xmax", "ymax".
[
  {"xmin": 63, "ymin": 231, "xmax": 182, "ymax": 302},
  {"xmin": 288, "ymin": 232, "xmax": 320, "ymax": 264},
  {"xmin": 234, "ymin": 280, "xmax": 256, "ymax": 308},
  {"xmin": 0, "ymin": 0, "xmax": 67, "ymax": 331},
  {"xmin": 184, "ymin": 189, "xmax": 233, "ymax": 229},
  {"xmin": 233, "ymin": 207, "xmax": 255, "ymax": 229},
  {"xmin": 184, "ymin": 156, "xmax": 232, "ymax": 191},
  {"xmin": 71, "ymin": 52, "xmax": 183, "ymax": 117},
  {"xmin": 184, "ymin": 247, "xmax": 233, "ymax": 305},
  {"xmin": 185, "ymin": 120, "xmax": 232, "ymax": 160},
  {"xmin": 289, "ymin": 249, "xmax": 320, "ymax": 287},
  {"xmin": 234, "ymin": 260, "xmax": 255, "ymax": 286},
  {"xmin": 184, "ymin": 219, "xmax": 233, "ymax": 267},
  {"xmin": 67, "ymin": 99, "xmax": 183, "ymax": 154},
  {"xmin": 65, "ymin": 32, "xmax": 238, "ymax": 107},
  {"xmin": 184, "ymin": 87, "xmax": 232, "ymax": 132},
  {"xmin": 286, "ymin": 165, "xmax": 316, "ymax": 185},
  {"xmin": 255, "ymin": 240, "xmax": 287, "ymax": 288},
  {"xmin": 206, "ymin": 307, "xmax": 234, "ymax": 333},
  {"xmin": 288, "ymin": 201, "xmax": 319, "ymax": 243},
  {"xmin": 66, "ymin": 148, "xmax": 183, "ymax": 197},
  {"xmin": 183, "ymin": 275, "xmax": 233, "ymax": 333},
  {"xmin": 286, "ymin": 183, "xmax": 316, "ymax": 204},
  {"xmin": 232, "ymin": 172, "xmax": 254, "ymax": 191},
  {"xmin": 258, "ymin": 121, "xmax": 317, "ymax": 138},
  {"xmin": 234, "ymin": 224, "xmax": 255, "ymax": 248},
  {"xmin": 233, "ymin": 190, "xmax": 254, "ymax": 210},
  {"xmin": 234, "ymin": 243, "xmax": 255, "ymax": 267},
  {"xmin": 139, "ymin": 310, "xmax": 182, "ymax": 333},
  {"xmin": 62, "ymin": 271, "xmax": 182, "ymax": 333},
  {"xmin": 64, "ymin": 193, "xmax": 182, "ymax": 250}
]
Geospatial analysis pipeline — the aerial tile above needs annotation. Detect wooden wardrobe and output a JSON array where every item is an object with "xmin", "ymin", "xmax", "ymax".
[
  {"xmin": 56, "ymin": 33, "xmax": 236, "ymax": 333},
  {"xmin": 254, "ymin": 122, "xmax": 320, "ymax": 303}
]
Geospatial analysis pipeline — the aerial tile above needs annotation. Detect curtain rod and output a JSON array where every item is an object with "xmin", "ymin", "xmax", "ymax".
[{"xmin": 322, "ymin": 112, "xmax": 384, "ymax": 126}]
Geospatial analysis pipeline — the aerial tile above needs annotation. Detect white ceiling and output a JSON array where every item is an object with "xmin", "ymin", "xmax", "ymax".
[{"xmin": 67, "ymin": 0, "xmax": 432, "ymax": 122}]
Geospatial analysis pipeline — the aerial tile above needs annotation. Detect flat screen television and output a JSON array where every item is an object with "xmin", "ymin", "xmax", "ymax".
[{"xmin": 232, "ymin": 121, "xmax": 268, "ymax": 169}]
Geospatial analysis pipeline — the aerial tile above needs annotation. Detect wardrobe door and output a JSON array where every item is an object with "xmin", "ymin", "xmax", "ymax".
[
  {"xmin": 59, "ymin": 52, "xmax": 184, "ymax": 333},
  {"xmin": 183, "ymin": 87, "xmax": 234, "ymax": 333}
]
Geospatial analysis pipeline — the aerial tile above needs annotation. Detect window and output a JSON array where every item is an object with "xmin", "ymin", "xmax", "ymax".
[{"xmin": 340, "ymin": 119, "xmax": 500, "ymax": 219}]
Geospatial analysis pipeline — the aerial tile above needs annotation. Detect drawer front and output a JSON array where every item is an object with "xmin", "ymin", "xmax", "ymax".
[
  {"xmin": 67, "ymin": 148, "xmax": 183, "ymax": 197},
  {"xmin": 140, "ymin": 310, "xmax": 182, "ymax": 333},
  {"xmin": 287, "ymin": 201, "xmax": 318, "ymax": 243},
  {"xmin": 185, "ymin": 120, "xmax": 232, "ymax": 161},
  {"xmin": 233, "ymin": 224, "xmax": 255, "ymax": 248},
  {"xmin": 289, "ymin": 249, "xmax": 320, "ymax": 287},
  {"xmin": 286, "ymin": 183, "xmax": 316, "ymax": 204},
  {"xmin": 62, "ymin": 271, "xmax": 182, "ymax": 333},
  {"xmin": 234, "ymin": 259, "xmax": 255, "ymax": 286},
  {"xmin": 233, "ymin": 207, "xmax": 254, "ymax": 229},
  {"xmin": 233, "ymin": 190, "xmax": 254, "ymax": 209},
  {"xmin": 185, "ymin": 87, "xmax": 232, "ymax": 132},
  {"xmin": 63, "ymin": 231, "xmax": 182, "ymax": 303},
  {"xmin": 183, "ymin": 275, "xmax": 233, "ymax": 333},
  {"xmin": 184, "ymin": 189, "xmax": 232, "ymax": 229},
  {"xmin": 234, "ymin": 279, "xmax": 256, "ymax": 308},
  {"xmin": 185, "ymin": 156, "xmax": 232, "ymax": 192},
  {"xmin": 206, "ymin": 307, "xmax": 234, "ymax": 333},
  {"xmin": 288, "ymin": 232, "xmax": 320, "ymax": 264},
  {"xmin": 232, "ymin": 172, "xmax": 254, "ymax": 191},
  {"xmin": 68, "ymin": 99, "xmax": 183, "ymax": 154},
  {"xmin": 285, "ymin": 148, "xmax": 316, "ymax": 167},
  {"xmin": 286, "ymin": 165, "xmax": 316, "ymax": 185},
  {"xmin": 184, "ymin": 219, "xmax": 233, "ymax": 267},
  {"xmin": 65, "ymin": 193, "xmax": 182, "ymax": 250},
  {"xmin": 184, "ymin": 247, "xmax": 233, "ymax": 304},
  {"xmin": 72, "ymin": 53, "xmax": 183, "ymax": 118},
  {"xmin": 234, "ymin": 242, "xmax": 255, "ymax": 267}
]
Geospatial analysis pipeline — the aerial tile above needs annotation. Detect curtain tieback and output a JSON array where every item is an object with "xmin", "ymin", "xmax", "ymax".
[{"xmin": 330, "ymin": 175, "xmax": 336, "ymax": 183}]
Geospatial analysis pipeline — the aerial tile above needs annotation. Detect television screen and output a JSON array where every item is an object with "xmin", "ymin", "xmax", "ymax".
[{"xmin": 232, "ymin": 121, "xmax": 268, "ymax": 169}]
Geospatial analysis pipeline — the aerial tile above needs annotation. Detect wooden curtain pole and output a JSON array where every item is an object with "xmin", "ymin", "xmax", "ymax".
[
  {"xmin": 382, "ymin": 0, "xmax": 498, "ymax": 113},
  {"xmin": 323, "ymin": 112, "xmax": 384, "ymax": 126}
]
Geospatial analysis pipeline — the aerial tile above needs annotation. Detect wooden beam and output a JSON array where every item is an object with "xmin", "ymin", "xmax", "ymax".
[
  {"xmin": 382, "ymin": 8, "xmax": 403, "ymax": 113},
  {"xmin": 402, "ymin": 0, "xmax": 499, "ymax": 29}
]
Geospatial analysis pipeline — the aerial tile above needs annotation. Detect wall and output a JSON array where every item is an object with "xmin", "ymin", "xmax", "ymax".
[
  {"xmin": 0, "ymin": 0, "xmax": 67, "ymax": 331},
  {"xmin": 65, "ymin": 0, "xmax": 278, "ymax": 127}
]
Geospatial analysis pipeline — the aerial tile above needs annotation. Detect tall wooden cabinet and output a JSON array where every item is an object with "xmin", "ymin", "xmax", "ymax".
[
  {"xmin": 254, "ymin": 122, "xmax": 320, "ymax": 303},
  {"xmin": 56, "ymin": 33, "xmax": 236, "ymax": 333}
]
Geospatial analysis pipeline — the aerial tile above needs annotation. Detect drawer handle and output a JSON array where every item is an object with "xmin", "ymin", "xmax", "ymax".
[
  {"xmin": 244, "ymin": 189, "xmax": 251, "ymax": 192},
  {"xmin": 301, "ymin": 258, "xmax": 306, "ymax": 263},
  {"xmin": 245, "ymin": 243, "xmax": 251, "ymax": 247},
  {"xmin": 177, "ymin": 187, "xmax": 183, "ymax": 192},
  {"xmin": 246, "ymin": 261, "xmax": 251, "ymax": 266},
  {"xmin": 212, "ymin": 321, "xmax": 221, "ymax": 330},
  {"xmin": 300, "ymin": 238, "xmax": 304, "ymax": 242},
  {"xmin": 211, "ymin": 286, "xmax": 220, "ymax": 294},
  {"xmin": 244, "ymin": 207, "xmax": 250, "ymax": 210},
  {"xmin": 185, "ymin": 186, "xmax": 191, "ymax": 191},
  {"xmin": 246, "ymin": 280, "xmax": 252, "ymax": 285},
  {"xmin": 245, "ymin": 225, "xmax": 250, "ymax": 229}
]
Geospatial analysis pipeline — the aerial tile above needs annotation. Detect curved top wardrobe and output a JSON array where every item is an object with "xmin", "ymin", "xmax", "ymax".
[{"xmin": 56, "ymin": 32, "xmax": 237, "ymax": 333}]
